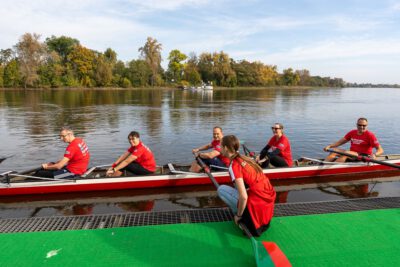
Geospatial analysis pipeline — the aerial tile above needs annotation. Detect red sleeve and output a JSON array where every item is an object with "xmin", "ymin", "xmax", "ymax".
[
  {"xmin": 64, "ymin": 143, "xmax": 76, "ymax": 159},
  {"xmin": 277, "ymin": 136, "xmax": 288, "ymax": 150},
  {"xmin": 130, "ymin": 146, "xmax": 144, "ymax": 158},
  {"xmin": 231, "ymin": 160, "xmax": 243, "ymax": 181},
  {"xmin": 267, "ymin": 136, "xmax": 274, "ymax": 146},
  {"xmin": 369, "ymin": 132, "xmax": 380, "ymax": 148},
  {"xmin": 344, "ymin": 130, "xmax": 353, "ymax": 140}
]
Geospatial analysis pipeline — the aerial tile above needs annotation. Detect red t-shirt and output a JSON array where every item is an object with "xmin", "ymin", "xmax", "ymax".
[
  {"xmin": 127, "ymin": 142, "xmax": 156, "ymax": 172},
  {"xmin": 344, "ymin": 130, "xmax": 379, "ymax": 155},
  {"xmin": 267, "ymin": 134, "xmax": 293, "ymax": 167},
  {"xmin": 229, "ymin": 158, "xmax": 276, "ymax": 229},
  {"xmin": 211, "ymin": 139, "xmax": 230, "ymax": 166},
  {"xmin": 64, "ymin": 138, "xmax": 90, "ymax": 175}
]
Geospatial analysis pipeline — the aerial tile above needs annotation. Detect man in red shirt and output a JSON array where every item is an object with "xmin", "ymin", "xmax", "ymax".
[
  {"xmin": 106, "ymin": 131, "xmax": 156, "ymax": 176},
  {"xmin": 36, "ymin": 127, "xmax": 90, "ymax": 178},
  {"xmin": 324, "ymin": 118, "xmax": 384, "ymax": 162},
  {"xmin": 189, "ymin": 126, "xmax": 230, "ymax": 173}
]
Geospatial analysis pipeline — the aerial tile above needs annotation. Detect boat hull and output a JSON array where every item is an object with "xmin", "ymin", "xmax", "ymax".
[{"xmin": 1, "ymin": 160, "xmax": 400, "ymax": 196}]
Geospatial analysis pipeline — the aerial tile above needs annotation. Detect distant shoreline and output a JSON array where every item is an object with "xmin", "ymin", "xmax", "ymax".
[{"xmin": 0, "ymin": 85, "xmax": 399, "ymax": 91}]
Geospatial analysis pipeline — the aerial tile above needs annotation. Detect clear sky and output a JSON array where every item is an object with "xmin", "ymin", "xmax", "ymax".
[{"xmin": 1, "ymin": 0, "xmax": 400, "ymax": 84}]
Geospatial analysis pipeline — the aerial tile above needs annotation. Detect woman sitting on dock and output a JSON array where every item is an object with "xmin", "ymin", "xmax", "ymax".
[
  {"xmin": 256, "ymin": 123, "xmax": 293, "ymax": 168},
  {"xmin": 218, "ymin": 135, "xmax": 276, "ymax": 236},
  {"xmin": 106, "ymin": 131, "xmax": 156, "ymax": 177}
]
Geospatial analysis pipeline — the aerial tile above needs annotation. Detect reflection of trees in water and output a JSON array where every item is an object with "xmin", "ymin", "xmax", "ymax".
[{"xmin": 0, "ymin": 88, "xmax": 310, "ymax": 153}]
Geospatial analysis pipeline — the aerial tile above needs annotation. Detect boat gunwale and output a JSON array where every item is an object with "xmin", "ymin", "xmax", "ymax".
[{"xmin": 2, "ymin": 158, "xmax": 400, "ymax": 189}]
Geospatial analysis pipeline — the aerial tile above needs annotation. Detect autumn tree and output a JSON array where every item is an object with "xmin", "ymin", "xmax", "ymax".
[
  {"xmin": 138, "ymin": 37, "xmax": 162, "ymax": 86},
  {"xmin": 253, "ymin": 62, "xmax": 278, "ymax": 86},
  {"xmin": 67, "ymin": 45, "xmax": 95, "ymax": 87},
  {"xmin": 296, "ymin": 69, "xmax": 311, "ymax": 86},
  {"xmin": 15, "ymin": 33, "xmax": 46, "ymax": 88}
]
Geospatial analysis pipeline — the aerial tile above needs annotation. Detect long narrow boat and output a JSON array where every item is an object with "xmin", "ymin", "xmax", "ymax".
[{"xmin": 1, "ymin": 155, "xmax": 400, "ymax": 196}]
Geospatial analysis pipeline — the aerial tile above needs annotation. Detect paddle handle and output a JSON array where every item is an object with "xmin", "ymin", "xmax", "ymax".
[
  {"xmin": 194, "ymin": 153, "xmax": 221, "ymax": 189},
  {"xmin": 326, "ymin": 148, "xmax": 400, "ymax": 170}
]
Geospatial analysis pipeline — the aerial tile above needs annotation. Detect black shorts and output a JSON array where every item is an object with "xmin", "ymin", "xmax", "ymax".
[{"xmin": 122, "ymin": 162, "xmax": 154, "ymax": 175}]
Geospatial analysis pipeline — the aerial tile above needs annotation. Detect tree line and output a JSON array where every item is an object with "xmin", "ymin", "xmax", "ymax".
[{"xmin": 0, "ymin": 33, "xmax": 346, "ymax": 89}]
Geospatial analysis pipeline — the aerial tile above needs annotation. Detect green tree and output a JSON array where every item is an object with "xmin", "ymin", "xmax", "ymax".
[
  {"xmin": 212, "ymin": 51, "xmax": 236, "ymax": 87},
  {"xmin": 46, "ymin": 35, "xmax": 79, "ymax": 62},
  {"xmin": 15, "ymin": 33, "xmax": 46, "ymax": 88},
  {"xmin": 281, "ymin": 68, "xmax": 300, "ymax": 86},
  {"xmin": 231, "ymin": 60, "xmax": 256, "ymax": 86},
  {"xmin": 94, "ymin": 54, "xmax": 113, "ymax": 87},
  {"xmin": 104, "ymin": 48, "xmax": 117, "ymax": 65},
  {"xmin": 0, "ymin": 48, "xmax": 14, "ymax": 65},
  {"xmin": 111, "ymin": 60, "xmax": 127, "ymax": 86},
  {"xmin": 198, "ymin": 52, "xmax": 214, "ymax": 83},
  {"xmin": 183, "ymin": 53, "xmax": 202, "ymax": 86},
  {"xmin": 138, "ymin": 37, "xmax": 162, "ymax": 86},
  {"xmin": 3, "ymin": 59, "xmax": 20, "ymax": 87},
  {"xmin": 126, "ymin": 59, "xmax": 152, "ymax": 87},
  {"xmin": 38, "ymin": 51, "xmax": 64, "ymax": 88},
  {"xmin": 0, "ymin": 66, "xmax": 4, "ymax": 87},
  {"xmin": 167, "ymin": 49, "xmax": 187, "ymax": 83}
]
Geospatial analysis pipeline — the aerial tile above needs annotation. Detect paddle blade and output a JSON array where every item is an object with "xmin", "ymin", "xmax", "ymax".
[
  {"xmin": 262, "ymin": 242, "xmax": 291, "ymax": 267},
  {"xmin": 250, "ymin": 238, "xmax": 291, "ymax": 267}
]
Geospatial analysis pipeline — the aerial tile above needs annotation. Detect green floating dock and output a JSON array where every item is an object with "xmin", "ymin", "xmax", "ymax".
[{"xmin": 0, "ymin": 208, "xmax": 399, "ymax": 266}]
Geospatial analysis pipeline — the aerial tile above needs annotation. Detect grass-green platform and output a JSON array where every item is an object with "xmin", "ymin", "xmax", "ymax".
[{"xmin": 1, "ymin": 208, "xmax": 399, "ymax": 266}]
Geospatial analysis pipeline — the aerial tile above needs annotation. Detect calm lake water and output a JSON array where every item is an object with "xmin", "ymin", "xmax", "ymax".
[{"xmin": 1, "ymin": 87, "xmax": 399, "ymax": 218}]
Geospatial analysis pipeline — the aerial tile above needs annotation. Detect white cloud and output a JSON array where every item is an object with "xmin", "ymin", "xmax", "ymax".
[
  {"xmin": 125, "ymin": 0, "xmax": 212, "ymax": 11},
  {"xmin": 262, "ymin": 38, "xmax": 400, "ymax": 62},
  {"xmin": 391, "ymin": 2, "xmax": 400, "ymax": 11}
]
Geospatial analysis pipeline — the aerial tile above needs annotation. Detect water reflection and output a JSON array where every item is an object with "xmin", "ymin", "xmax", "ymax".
[
  {"xmin": 0, "ymin": 177, "xmax": 399, "ymax": 218},
  {"xmin": 1, "ymin": 87, "xmax": 400, "ymax": 218}
]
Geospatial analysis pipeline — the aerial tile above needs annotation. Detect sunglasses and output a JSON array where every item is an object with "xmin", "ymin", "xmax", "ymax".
[
  {"xmin": 357, "ymin": 124, "xmax": 367, "ymax": 128},
  {"xmin": 271, "ymin": 127, "xmax": 281, "ymax": 130}
]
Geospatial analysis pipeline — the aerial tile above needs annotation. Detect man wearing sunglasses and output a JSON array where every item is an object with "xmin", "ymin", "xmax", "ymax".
[
  {"xmin": 35, "ymin": 127, "xmax": 90, "ymax": 179},
  {"xmin": 324, "ymin": 118, "xmax": 383, "ymax": 162}
]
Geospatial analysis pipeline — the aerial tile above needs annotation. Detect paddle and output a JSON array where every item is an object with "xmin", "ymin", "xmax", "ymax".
[
  {"xmin": 0, "ymin": 155, "xmax": 13, "ymax": 164},
  {"xmin": 194, "ymin": 154, "xmax": 291, "ymax": 267},
  {"xmin": 326, "ymin": 148, "xmax": 400, "ymax": 170},
  {"xmin": 242, "ymin": 144, "xmax": 256, "ymax": 159}
]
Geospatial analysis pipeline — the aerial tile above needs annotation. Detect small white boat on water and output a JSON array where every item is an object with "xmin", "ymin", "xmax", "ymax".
[{"xmin": 190, "ymin": 81, "xmax": 213, "ymax": 91}]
